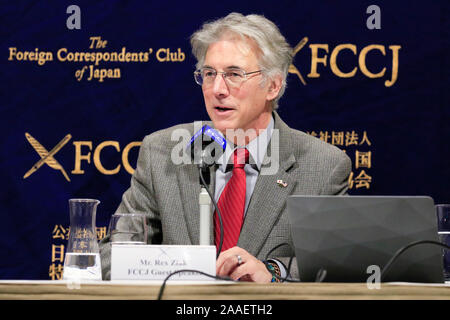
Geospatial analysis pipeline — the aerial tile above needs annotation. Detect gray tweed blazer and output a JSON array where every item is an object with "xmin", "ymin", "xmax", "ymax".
[{"xmin": 99, "ymin": 112, "xmax": 351, "ymax": 280}]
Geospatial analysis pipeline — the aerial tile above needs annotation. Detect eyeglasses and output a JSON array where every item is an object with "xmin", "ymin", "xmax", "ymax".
[{"xmin": 194, "ymin": 67, "xmax": 262, "ymax": 87}]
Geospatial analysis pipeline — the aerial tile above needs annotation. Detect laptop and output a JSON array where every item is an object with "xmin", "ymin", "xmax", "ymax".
[{"xmin": 287, "ymin": 195, "xmax": 444, "ymax": 283}]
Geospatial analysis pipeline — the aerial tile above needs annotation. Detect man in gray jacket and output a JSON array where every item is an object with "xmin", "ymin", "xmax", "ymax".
[{"xmin": 100, "ymin": 13, "xmax": 351, "ymax": 282}]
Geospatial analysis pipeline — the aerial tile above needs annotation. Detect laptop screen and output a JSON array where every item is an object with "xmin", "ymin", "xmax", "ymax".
[{"xmin": 287, "ymin": 196, "xmax": 443, "ymax": 283}]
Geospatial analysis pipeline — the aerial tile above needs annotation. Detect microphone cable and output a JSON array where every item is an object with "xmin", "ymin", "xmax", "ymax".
[
  {"xmin": 156, "ymin": 269, "xmax": 233, "ymax": 300},
  {"xmin": 313, "ymin": 240, "xmax": 450, "ymax": 283},
  {"xmin": 198, "ymin": 166, "xmax": 224, "ymax": 257},
  {"xmin": 380, "ymin": 240, "xmax": 450, "ymax": 282}
]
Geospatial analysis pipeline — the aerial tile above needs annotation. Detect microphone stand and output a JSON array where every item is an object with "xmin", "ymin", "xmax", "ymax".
[
  {"xmin": 198, "ymin": 163, "xmax": 224, "ymax": 258},
  {"xmin": 190, "ymin": 133, "xmax": 225, "ymax": 258},
  {"xmin": 198, "ymin": 166, "xmax": 211, "ymax": 246}
]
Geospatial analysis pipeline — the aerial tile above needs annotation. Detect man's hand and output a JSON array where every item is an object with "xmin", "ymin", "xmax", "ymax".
[{"xmin": 216, "ymin": 246, "xmax": 272, "ymax": 283}]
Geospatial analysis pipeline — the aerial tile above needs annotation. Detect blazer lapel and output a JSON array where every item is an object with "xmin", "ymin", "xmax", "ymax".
[
  {"xmin": 237, "ymin": 112, "xmax": 297, "ymax": 257},
  {"xmin": 176, "ymin": 164, "xmax": 199, "ymax": 245}
]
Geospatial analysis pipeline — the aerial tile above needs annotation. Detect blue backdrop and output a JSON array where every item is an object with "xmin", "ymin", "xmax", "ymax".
[{"xmin": 0, "ymin": 0, "xmax": 448, "ymax": 279}]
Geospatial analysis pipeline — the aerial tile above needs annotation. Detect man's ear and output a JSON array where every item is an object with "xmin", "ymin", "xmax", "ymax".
[{"xmin": 266, "ymin": 75, "xmax": 283, "ymax": 101}]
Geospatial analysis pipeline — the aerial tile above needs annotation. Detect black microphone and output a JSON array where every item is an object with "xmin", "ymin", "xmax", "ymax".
[{"xmin": 186, "ymin": 125, "xmax": 227, "ymax": 186}]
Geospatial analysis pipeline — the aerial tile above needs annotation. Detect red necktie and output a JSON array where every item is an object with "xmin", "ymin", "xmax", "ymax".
[{"xmin": 214, "ymin": 148, "xmax": 249, "ymax": 253}]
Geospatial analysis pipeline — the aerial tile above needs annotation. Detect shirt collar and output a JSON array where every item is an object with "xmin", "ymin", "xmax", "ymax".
[{"xmin": 216, "ymin": 115, "xmax": 274, "ymax": 172}]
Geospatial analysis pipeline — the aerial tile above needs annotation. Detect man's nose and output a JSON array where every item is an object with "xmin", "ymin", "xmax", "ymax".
[{"xmin": 212, "ymin": 73, "xmax": 229, "ymax": 97}]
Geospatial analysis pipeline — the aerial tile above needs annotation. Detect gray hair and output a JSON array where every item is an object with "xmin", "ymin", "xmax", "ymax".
[{"xmin": 190, "ymin": 13, "xmax": 293, "ymax": 110}]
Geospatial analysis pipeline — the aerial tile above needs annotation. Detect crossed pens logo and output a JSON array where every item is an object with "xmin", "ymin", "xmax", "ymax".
[
  {"xmin": 24, "ymin": 133, "xmax": 72, "ymax": 182},
  {"xmin": 288, "ymin": 36, "xmax": 308, "ymax": 85}
]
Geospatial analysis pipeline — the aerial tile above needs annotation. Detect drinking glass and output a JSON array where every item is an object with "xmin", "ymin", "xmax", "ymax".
[
  {"xmin": 108, "ymin": 213, "xmax": 148, "ymax": 245},
  {"xmin": 436, "ymin": 204, "xmax": 450, "ymax": 282}
]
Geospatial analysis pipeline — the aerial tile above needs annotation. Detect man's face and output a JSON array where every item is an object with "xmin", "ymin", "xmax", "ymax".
[{"xmin": 201, "ymin": 37, "xmax": 279, "ymax": 141}]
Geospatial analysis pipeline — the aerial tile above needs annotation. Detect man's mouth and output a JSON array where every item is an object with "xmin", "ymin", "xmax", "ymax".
[{"xmin": 215, "ymin": 106, "xmax": 234, "ymax": 112}]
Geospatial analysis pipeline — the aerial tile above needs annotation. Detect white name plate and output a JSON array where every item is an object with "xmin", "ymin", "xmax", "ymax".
[{"xmin": 111, "ymin": 244, "xmax": 216, "ymax": 281}]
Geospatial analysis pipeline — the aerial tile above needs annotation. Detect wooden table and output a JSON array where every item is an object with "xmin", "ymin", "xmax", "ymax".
[{"xmin": 0, "ymin": 280, "xmax": 449, "ymax": 300}]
